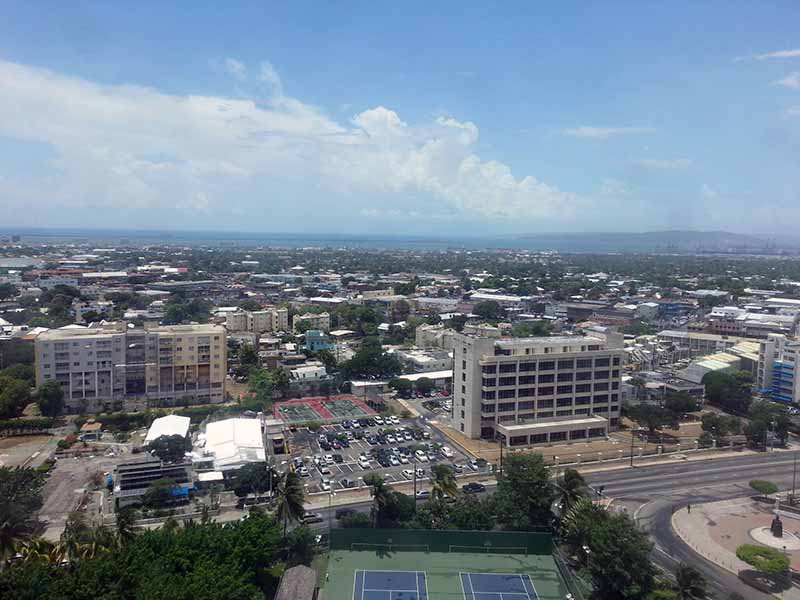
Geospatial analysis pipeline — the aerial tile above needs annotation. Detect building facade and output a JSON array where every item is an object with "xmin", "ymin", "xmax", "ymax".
[
  {"xmin": 452, "ymin": 332, "xmax": 624, "ymax": 447},
  {"xmin": 225, "ymin": 308, "xmax": 289, "ymax": 334},
  {"xmin": 758, "ymin": 333, "xmax": 800, "ymax": 404},
  {"xmin": 35, "ymin": 323, "xmax": 226, "ymax": 413},
  {"xmin": 294, "ymin": 312, "xmax": 331, "ymax": 332}
]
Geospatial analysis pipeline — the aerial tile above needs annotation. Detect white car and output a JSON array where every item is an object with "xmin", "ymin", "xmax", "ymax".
[
  {"xmin": 440, "ymin": 446, "xmax": 454, "ymax": 458},
  {"xmin": 352, "ymin": 421, "xmax": 361, "ymax": 428},
  {"xmin": 468, "ymin": 459, "xmax": 479, "ymax": 471},
  {"xmin": 298, "ymin": 466, "xmax": 310, "ymax": 477},
  {"xmin": 373, "ymin": 416, "xmax": 385, "ymax": 425},
  {"xmin": 416, "ymin": 468, "xmax": 425, "ymax": 478},
  {"xmin": 399, "ymin": 455, "xmax": 409, "ymax": 464},
  {"xmin": 325, "ymin": 454, "xmax": 335, "ymax": 465},
  {"xmin": 415, "ymin": 450, "xmax": 429, "ymax": 462},
  {"xmin": 387, "ymin": 434, "xmax": 396, "ymax": 444},
  {"xmin": 402, "ymin": 469, "xmax": 414, "ymax": 479},
  {"xmin": 389, "ymin": 456, "xmax": 400, "ymax": 466},
  {"xmin": 318, "ymin": 465, "xmax": 331, "ymax": 475},
  {"xmin": 390, "ymin": 415, "xmax": 400, "ymax": 425},
  {"xmin": 358, "ymin": 458, "xmax": 371, "ymax": 469},
  {"xmin": 403, "ymin": 432, "xmax": 413, "ymax": 441},
  {"xmin": 321, "ymin": 479, "xmax": 331, "ymax": 491}
]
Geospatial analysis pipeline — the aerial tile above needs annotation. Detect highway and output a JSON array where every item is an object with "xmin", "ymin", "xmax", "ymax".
[{"xmin": 311, "ymin": 450, "xmax": 800, "ymax": 599}]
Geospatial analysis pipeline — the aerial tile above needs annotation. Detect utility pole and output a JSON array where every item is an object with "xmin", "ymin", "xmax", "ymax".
[
  {"xmin": 499, "ymin": 440, "xmax": 504, "ymax": 476},
  {"xmin": 630, "ymin": 428, "xmax": 636, "ymax": 467},
  {"xmin": 412, "ymin": 454, "xmax": 417, "ymax": 510},
  {"xmin": 793, "ymin": 453, "xmax": 797, "ymax": 505}
]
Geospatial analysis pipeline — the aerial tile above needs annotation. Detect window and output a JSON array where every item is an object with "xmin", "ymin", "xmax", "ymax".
[
  {"xmin": 481, "ymin": 390, "xmax": 496, "ymax": 400},
  {"xmin": 575, "ymin": 396, "xmax": 591, "ymax": 405},
  {"xmin": 462, "ymin": 360, "xmax": 467, "ymax": 369},
  {"xmin": 518, "ymin": 400, "xmax": 535, "ymax": 410},
  {"xmin": 557, "ymin": 397, "xmax": 573, "ymax": 407},
  {"xmin": 519, "ymin": 375, "xmax": 536, "ymax": 385},
  {"xmin": 538, "ymin": 374, "xmax": 554, "ymax": 383},
  {"xmin": 461, "ymin": 410, "xmax": 465, "ymax": 418},
  {"xmin": 612, "ymin": 356, "xmax": 620, "ymax": 366},
  {"xmin": 498, "ymin": 389, "xmax": 516, "ymax": 399},
  {"xmin": 576, "ymin": 358, "xmax": 592, "ymax": 369},
  {"xmin": 595, "ymin": 357, "xmax": 610, "ymax": 367},
  {"xmin": 612, "ymin": 369, "xmax": 620, "ymax": 378},
  {"xmin": 593, "ymin": 394, "xmax": 609, "ymax": 402},
  {"xmin": 594, "ymin": 382, "xmax": 609, "ymax": 391},
  {"xmin": 462, "ymin": 373, "xmax": 466, "ymax": 382},
  {"xmin": 595, "ymin": 370, "xmax": 610, "ymax": 379},
  {"xmin": 460, "ymin": 423, "xmax": 464, "ymax": 432},
  {"xmin": 499, "ymin": 363, "xmax": 516, "ymax": 373},
  {"xmin": 461, "ymin": 385, "xmax": 466, "ymax": 394},
  {"xmin": 537, "ymin": 399, "xmax": 554, "ymax": 409},
  {"xmin": 557, "ymin": 384, "xmax": 573, "ymax": 395},
  {"xmin": 539, "ymin": 361, "xmax": 555, "ymax": 371},
  {"xmin": 557, "ymin": 359, "xmax": 574, "ymax": 369},
  {"xmin": 538, "ymin": 386, "xmax": 554, "ymax": 395},
  {"xmin": 498, "ymin": 402, "xmax": 515, "ymax": 412},
  {"xmin": 518, "ymin": 387, "xmax": 535, "ymax": 397},
  {"xmin": 481, "ymin": 403, "xmax": 495, "ymax": 413},
  {"xmin": 519, "ymin": 362, "xmax": 536, "ymax": 372},
  {"xmin": 482, "ymin": 365, "xmax": 496, "ymax": 374},
  {"xmin": 576, "ymin": 371, "xmax": 591, "ymax": 381},
  {"xmin": 557, "ymin": 409, "xmax": 573, "ymax": 417},
  {"xmin": 575, "ymin": 383, "xmax": 591, "ymax": 393},
  {"xmin": 557, "ymin": 372, "xmax": 573, "ymax": 382},
  {"xmin": 498, "ymin": 376, "xmax": 516, "ymax": 386},
  {"xmin": 482, "ymin": 378, "xmax": 496, "ymax": 387}
]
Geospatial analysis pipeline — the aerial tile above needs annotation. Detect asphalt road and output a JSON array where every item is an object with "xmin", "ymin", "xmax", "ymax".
[{"xmin": 583, "ymin": 451, "xmax": 800, "ymax": 600}]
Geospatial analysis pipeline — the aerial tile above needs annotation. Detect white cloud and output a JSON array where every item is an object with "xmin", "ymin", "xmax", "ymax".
[
  {"xmin": 0, "ymin": 58, "xmax": 580, "ymax": 223},
  {"xmin": 700, "ymin": 184, "xmax": 718, "ymax": 199},
  {"xmin": 771, "ymin": 72, "xmax": 800, "ymax": 89},
  {"xmin": 785, "ymin": 106, "xmax": 800, "ymax": 118},
  {"xmin": 633, "ymin": 157, "xmax": 693, "ymax": 169},
  {"xmin": 560, "ymin": 126, "xmax": 656, "ymax": 140},
  {"xmin": 223, "ymin": 58, "xmax": 247, "ymax": 81},
  {"xmin": 735, "ymin": 49, "xmax": 800, "ymax": 62}
]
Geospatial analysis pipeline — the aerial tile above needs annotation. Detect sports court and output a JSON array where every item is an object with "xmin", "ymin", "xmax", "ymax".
[{"xmin": 325, "ymin": 529, "xmax": 570, "ymax": 600}]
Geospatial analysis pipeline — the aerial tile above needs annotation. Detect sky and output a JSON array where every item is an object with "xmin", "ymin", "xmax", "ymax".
[{"xmin": 0, "ymin": 1, "xmax": 799, "ymax": 237}]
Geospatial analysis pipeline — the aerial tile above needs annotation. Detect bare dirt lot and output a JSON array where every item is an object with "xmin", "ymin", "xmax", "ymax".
[{"xmin": 0, "ymin": 435, "xmax": 56, "ymax": 468}]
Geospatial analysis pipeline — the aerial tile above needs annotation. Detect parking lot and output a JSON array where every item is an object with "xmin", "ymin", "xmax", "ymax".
[{"xmin": 284, "ymin": 416, "xmax": 489, "ymax": 496}]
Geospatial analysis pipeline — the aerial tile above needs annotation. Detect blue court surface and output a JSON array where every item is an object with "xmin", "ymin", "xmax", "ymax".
[
  {"xmin": 460, "ymin": 572, "xmax": 538, "ymax": 600},
  {"xmin": 353, "ymin": 570, "xmax": 429, "ymax": 600}
]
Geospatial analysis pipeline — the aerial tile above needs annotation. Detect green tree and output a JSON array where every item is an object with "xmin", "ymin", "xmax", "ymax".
[
  {"xmin": 473, "ymin": 300, "xmax": 502, "ymax": 320},
  {"xmin": 415, "ymin": 377, "xmax": 435, "ymax": 396},
  {"xmin": 341, "ymin": 337, "xmax": 403, "ymax": 379},
  {"xmin": 364, "ymin": 473, "xmax": 392, "ymax": 527},
  {"xmin": 701, "ymin": 370, "xmax": 753, "ymax": 414},
  {"xmin": 238, "ymin": 299, "xmax": 261, "ymax": 312},
  {"xmin": 146, "ymin": 434, "xmax": 189, "ymax": 464},
  {"xmin": 512, "ymin": 321, "xmax": 552, "ymax": 337},
  {"xmin": 674, "ymin": 563, "xmax": 708, "ymax": 599},
  {"xmin": 0, "ymin": 376, "xmax": 31, "ymax": 418},
  {"xmin": 142, "ymin": 477, "xmax": 177, "ymax": 508},
  {"xmin": 0, "ymin": 467, "xmax": 46, "ymax": 561},
  {"xmin": 233, "ymin": 462, "xmax": 277, "ymax": 497},
  {"xmin": 275, "ymin": 471, "xmax": 305, "ymax": 537},
  {"xmin": 36, "ymin": 380, "xmax": 64, "ymax": 417},
  {"xmin": 429, "ymin": 464, "xmax": 458, "ymax": 500},
  {"xmin": 0, "ymin": 283, "xmax": 19, "ymax": 301},
  {"xmin": 286, "ymin": 525, "xmax": 316, "ymax": 566},
  {"xmin": 0, "ymin": 364, "xmax": 35, "ymax": 385},
  {"xmin": 663, "ymin": 392, "xmax": 697, "ymax": 414},
  {"xmin": 558, "ymin": 468, "xmax": 589, "ymax": 514},
  {"xmin": 388, "ymin": 378, "xmax": 413, "ymax": 398},
  {"xmin": 495, "ymin": 453, "xmax": 555, "ymax": 530},
  {"xmin": 587, "ymin": 511, "xmax": 656, "ymax": 599},
  {"xmin": 627, "ymin": 404, "xmax": 679, "ymax": 435},
  {"xmin": 247, "ymin": 369, "xmax": 273, "ymax": 406},
  {"xmin": 115, "ymin": 506, "xmax": 137, "ymax": 545}
]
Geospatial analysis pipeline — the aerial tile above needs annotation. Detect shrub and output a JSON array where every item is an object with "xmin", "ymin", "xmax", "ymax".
[
  {"xmin": 305, "ymin": 421, "xmax": 322, "ymax": 432},
  {"xmin": 57, "ymin": 439, "xmax": 71, "ymax": 450},
  {"xmin": 736, "ymin": 544, "xmax": 790, "ymax": 574},
  {"xmin": 749, "ymin": 480, "xmax": 778, "ymax": 496}
]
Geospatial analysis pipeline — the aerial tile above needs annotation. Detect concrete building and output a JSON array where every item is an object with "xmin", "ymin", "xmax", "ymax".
[
  {"xmin": 294, "ymin": 312, "xmax": 330, "ymax": 332},
  {"xmin": 114, "ymin": 459, "xmax": 193, "ymax": 507},
  {"xmin": 303, "ymin": 330, "xmax": 333, "ymax": 353},
  {"xmin": 395, "ymin": 348, "xmax": 453, "ymax": 373},
  {"xmin": 193, "ymin": 417, "xmax": 266, "ymax": 472},
  {"xmin": 758, "ymin": 333, "xmax": 800, "ymax": 404},
  {"xmin": 144, "ymin": 414, "xmax": 191, "ymax": 445},
  {"xmin": 35, "ymin": 323, "xmax": 226, "ymax": 413},
  {"xmin": 657, "ymin": 330, "xmax": 749, "ymax": 356},
  {"xmin": 453, "ymin": 331, "xmax": 623, "ymax": 447},
  {"xmin": 415, "ymin": 323, "xmax": 456, "ymax": 350},
  {"xmin": 225, "ymin": 308, "xmax": 289, "ymax": 334}
]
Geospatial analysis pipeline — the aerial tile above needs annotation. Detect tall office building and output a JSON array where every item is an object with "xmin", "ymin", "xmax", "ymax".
[
  {"xmin": 35, "ymin": 323, "xmax": 226, "ymax": 413},
  {"xmin": 453, "ymin": 330, "xmax": 624, "ymax": 447},
  {"xmin": 758, "ymin": 333, "xmax": 800, "ymax": 404}
]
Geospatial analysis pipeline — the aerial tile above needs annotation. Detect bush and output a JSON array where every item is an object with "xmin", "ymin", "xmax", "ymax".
[
  {"xmin": 305, "ymin": 421, "xmax": 322, "ymax": 432},
  {"xmin": 736, "ymin": 544, "xmax": 790, "ymax": 574},
  {"xmin": 57, "ymin": 439, "xmax": 71, "ymax": 450},
  {"xmin": 749, "ymin": 480, "xmax": 778, "ymax": 496}
]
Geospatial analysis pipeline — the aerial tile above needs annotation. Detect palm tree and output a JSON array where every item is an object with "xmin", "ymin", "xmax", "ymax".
[
  {"xmin": 558, "ymin": 468, "xmax": 589, "ymax": 514},
  {"xmin": 15, "ymin": 537, "xmax": 64, "ymax": 565},
  {"xmin": 675, "ymin": 562, "xmax": 708, "ymax": 599},
  {"xmin": 275, "ymin": 471, "xmax": 305, "ymax": 537},
  {"xmin": 430, "ymin": 464, "xmax": 458, "ymax": 501},
  {"xmin": 561, "ymin": 497, "xmax": 606, "ymax": 562},
  {"xmin": 364, "ymin": 474, "xmax": 391, "ymax": 527},
  {"xmin": 0, "ymin": 518, "xmax": 27, "ymax": 563},
  {"xmin": 115, "ymin": 506, "xmax": 137, "ymax": 546}
]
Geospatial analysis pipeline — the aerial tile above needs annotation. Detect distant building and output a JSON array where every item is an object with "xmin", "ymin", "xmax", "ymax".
[
  {"xmin": 114, "ymin": 459, "xmax": 193, "ymax": 507},
  {"xmin": 294, "ymin": 312, "xmax": 330, "ymax": 333},
  {"xmin": 35, "ymin": 323, "xmax": 226, "ymax": 413},
  {"xmin": 395, "ymin": 348, "xmax": 453, "ymax": 373},
  {"xmin": 193, "ymin": 418, "xmax": 265, "ymax": 472},
  {"xmin": 758, "ymin": 333, "xmax": 800, "ymax": 404},
  {"xmin": 225, "ymin": 308, "xmax": 289, "ymax": 334},
  {"xmin": 304, "ymin": 330, "xmax": 333, "ymax": 353},
  {"xmin": 144, "ymin": 414, "xmax": 191, "ymax": 445}
]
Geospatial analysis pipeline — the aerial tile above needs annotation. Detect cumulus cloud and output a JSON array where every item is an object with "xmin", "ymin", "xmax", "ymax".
[
  {"xmin": 0, "ymin": 58, "xmax": 579, "ymax": 224},
  {"xmin": 632, "ymin": 157, "xmax": 693, "ymax": 169},
  {"xmin": 735, "ymin": 48, "xmax": 800, "ymax": 62},
  {"xmin": 224, "ymin": 58, "xmax": 247, "ymax": 81},
  {"xmin": 560, "ymin": 126, "xmax": 656, "ymax": 140},
  {"xmin": 771, "ymin": 72, "xmax": 800, "ymax": 89}
]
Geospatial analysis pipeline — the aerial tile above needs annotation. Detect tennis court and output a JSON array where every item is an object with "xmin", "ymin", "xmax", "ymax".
[
  {"xmin": 354, "ymin": 570, "xmax": 429, "ymax": 600},
  {"xmin": 325, "ymin": 529, "xmax": 568, "ymax": 600}
]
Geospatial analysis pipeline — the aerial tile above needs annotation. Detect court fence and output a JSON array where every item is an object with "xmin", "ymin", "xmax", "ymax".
[
  {"xmin": 330, "ymin": 527, "xmax": 553, "ymax": 556},
  {"xmin": 552, "ymin": 546, "xmax": 591, "ymax": 600}
]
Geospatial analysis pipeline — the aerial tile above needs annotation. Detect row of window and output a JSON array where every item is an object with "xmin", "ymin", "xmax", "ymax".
[
  {"xmin": 481, "ymin": 396, "xmax": 618, "ymax": 412},
  {"xmin": 480, "ymin": 356, "xmax": 620, "ymax": 374}
]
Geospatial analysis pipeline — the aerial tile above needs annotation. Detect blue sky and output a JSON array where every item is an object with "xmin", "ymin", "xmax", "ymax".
[{"xmin": 0, "ymin": 1, "xmax": 798, "ymax": 236}]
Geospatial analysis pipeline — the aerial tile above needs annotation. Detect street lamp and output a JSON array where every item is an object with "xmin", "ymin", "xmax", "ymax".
[{"xmin": 328, "ymin": 490, "xmax": 336, "ymax": 530}]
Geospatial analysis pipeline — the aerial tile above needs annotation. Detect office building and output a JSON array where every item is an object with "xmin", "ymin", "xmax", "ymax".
[
  {"xmin": 35, "ymin": 323, "xmax": 226, "ymax": 413},
  {"xmin": 294, "ymin": 312, "xmax": 331, "ymax": 332},
  {"xmin": 758, "ymin": 333, "xmax": 800, "ymax": 404},
  {"xmin": 452, "ymin": 331, "xmax": 624, "ymax": 447}
]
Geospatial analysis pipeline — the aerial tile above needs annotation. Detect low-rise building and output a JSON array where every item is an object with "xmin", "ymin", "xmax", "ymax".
[{"xmin": 294, "ymin": 312, "xmax": 330, "ymax": 332}]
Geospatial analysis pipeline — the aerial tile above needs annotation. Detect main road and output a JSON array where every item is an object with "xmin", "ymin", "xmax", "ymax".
[{"xmin": 311, "ymin": 450, "xmax": 800, "ymax": 599}]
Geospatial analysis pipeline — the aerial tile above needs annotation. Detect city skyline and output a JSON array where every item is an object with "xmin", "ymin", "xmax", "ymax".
[{"xmin": 1, "ymin": 2, "xmax": 799, "ymax": 235}]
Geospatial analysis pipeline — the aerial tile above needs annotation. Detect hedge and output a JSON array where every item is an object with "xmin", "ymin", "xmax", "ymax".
[
  {"xmin": 749, "ymin": 480, "xmax": 778, "ymax": 496},
  {"xmin": 0, "ymin": 417, "xmax": 53, "ymax": 432},
  {"xmin": 736, "ymin": 544, "xmax": 790, "ymax": 574}
]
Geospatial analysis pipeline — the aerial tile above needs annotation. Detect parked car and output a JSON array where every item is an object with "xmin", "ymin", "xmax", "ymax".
[
  {"xmin": 340, "ymin": 478, "xmax": 356, "ymax": 488},
  {"xmin": 320, "ymin": 479, "xmax": 331, "ymax": 491},
  {"xmin": 415, "ymin": 490, "xmax": 430, "ymax": 500},
  {"xmin": 415, "ymin": 450, "xmax": 429, "ymax": 462},
  {"xmin": 358, "ymin": 458, "xmax": 371, "ymax": 469},
  {"xmin": 415, "ymin": 468, "xmax": 425, "ymax": 478},
  {"xmin": 402, "ymin": 469, "xmax": 414, "ymax": 479},
  {"xmin": 440, "ymin": 446, "xmax": 454, "ymax": 458},
  {"xmin": 468, "ymin": 459, "xmax": 480, "ymax": 471},
  {"xmin": 399, "ymin": 455, "xmax": 409, "ymax": 464},
  {"xmin": 462, "ymin": 482, "xmax": 486, "ymax": 494},
  {"xmin": 302, "ymin": 512, "xmax": 324, "ymax": 524},
  {"xmin": 389, "ymin": 456, "xmax": 400, "ymax": 466},
  {"xmin": 318, "ymin": 465, "xmax": 331, "ymax": 475},
  {"xmin": 452, "ymin": 463, "xmax": 464, "ymax": 473}
]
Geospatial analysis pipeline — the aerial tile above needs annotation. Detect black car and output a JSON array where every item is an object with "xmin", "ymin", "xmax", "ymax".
[
  {"xmin": 462, "ymin": 482, "xmax": 486, "ymax": 494},
  {"xmin": 340, "ymin": 478, "xmax": 356, "ymax": 488},
  {"xmin": 320, "ymin": 441, "xmax": 331, "ymax": 451},
  {"xmin": 332, "ymin": 454, "xmax": 344, "ymax": 463}
]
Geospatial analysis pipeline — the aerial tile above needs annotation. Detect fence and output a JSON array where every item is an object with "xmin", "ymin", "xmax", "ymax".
[
  {"xmin": 329, "ymin": 527, "xmax": 553, "ymax": 555},
  {"xmin": 552, "ymin": 546, "xmax": 591, "ymax": 600}
]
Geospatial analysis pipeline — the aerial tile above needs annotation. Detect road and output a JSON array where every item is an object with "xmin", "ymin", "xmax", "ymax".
[
  {"xmin": 306, "ymin": 450, "xmax": 800, "ymax": 599},
  {"xmin": 583, "ymin": 451, "xmax": 800, "ymax": 600}
]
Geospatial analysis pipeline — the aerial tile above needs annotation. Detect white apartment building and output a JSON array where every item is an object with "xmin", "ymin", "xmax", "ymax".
[
  {"xmin": 293, "ymin": 312, "xmax": 331, "ymax": 332},
  {"xmin": 225, "ymin": 308, "xmax": 289, "ymax": 334},
  {"xmin": 35, "ymin": 323, "xmax": 226, "ymax": 413},
  {"xmin": 453, "ymin": 331, "xmax": 624, "ymax": 447},
  {"xmin": 758, "ymin": 333, "xmax": 800, "ymax": 404}
]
